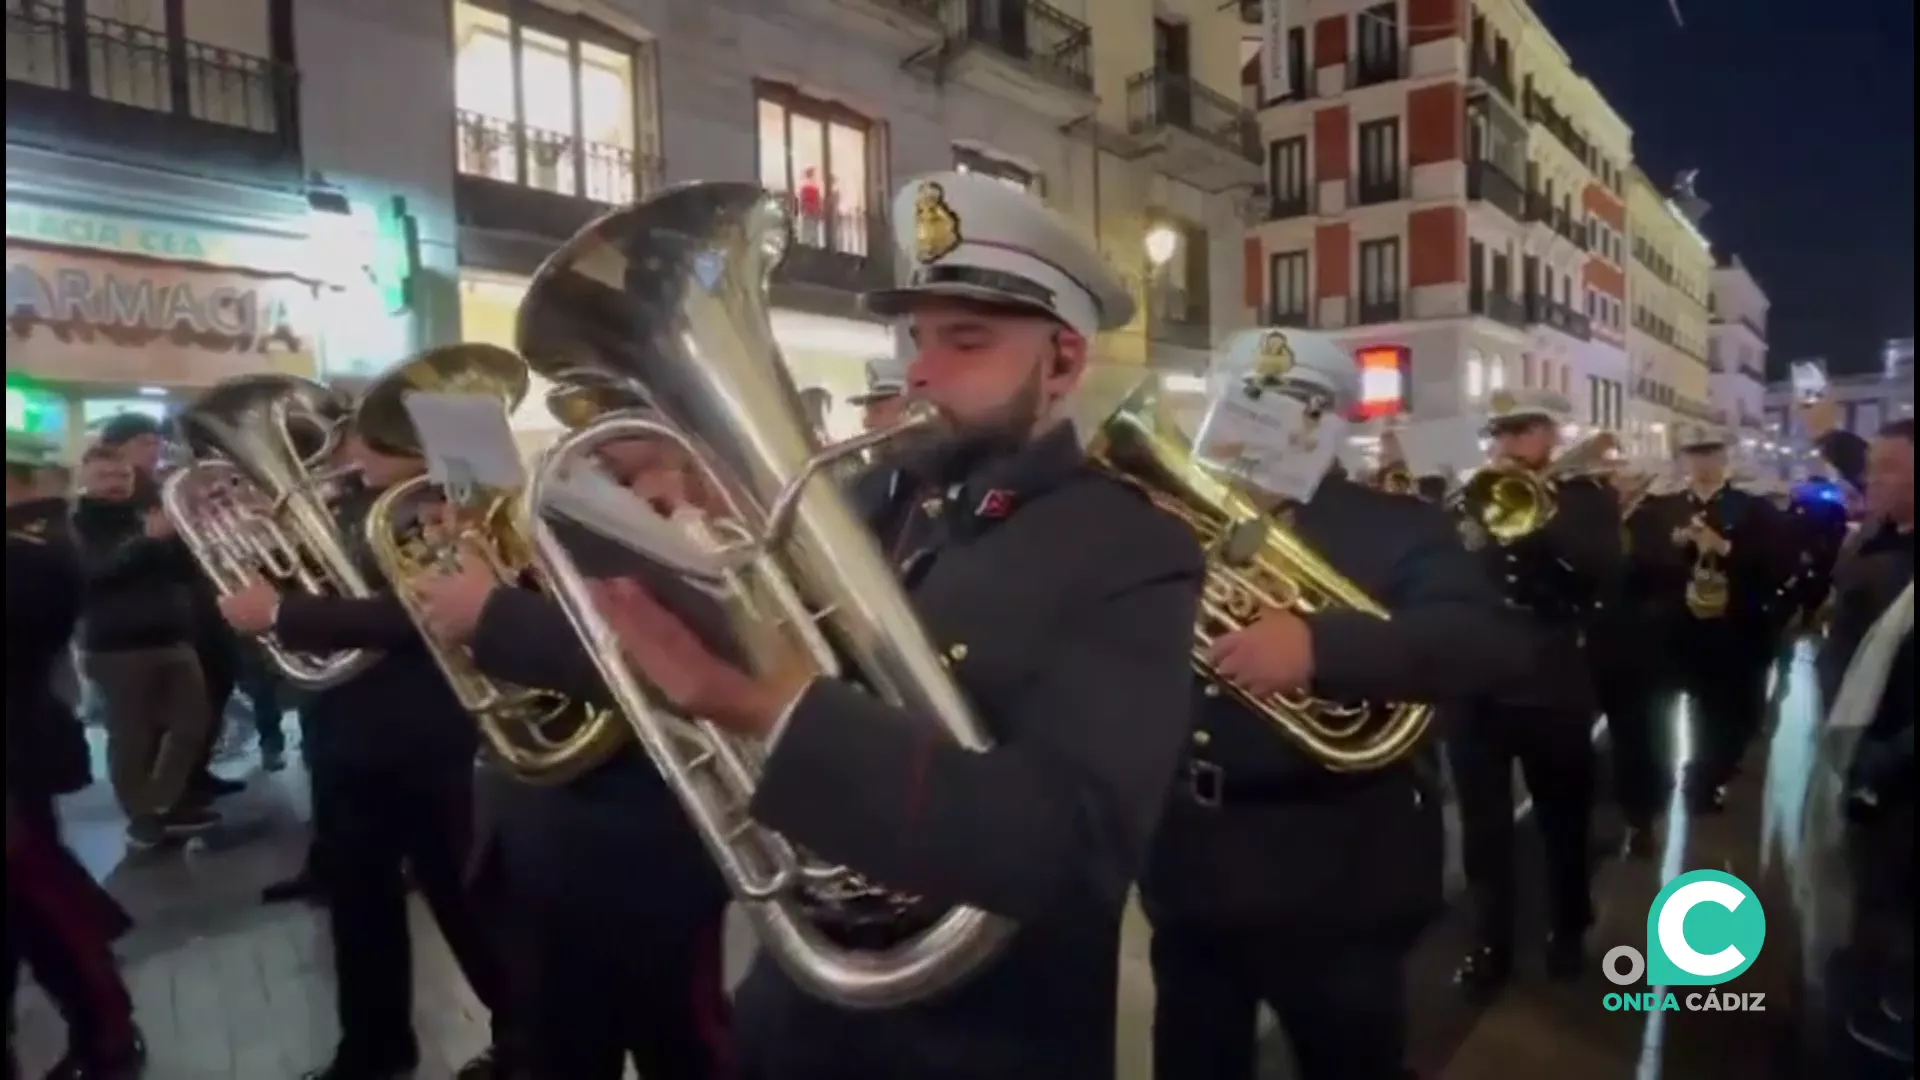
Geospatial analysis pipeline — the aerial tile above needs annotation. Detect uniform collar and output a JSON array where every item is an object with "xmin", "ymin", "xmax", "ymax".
[
  {"xmin": 896, "ymin": 422, "xmax": 1083, "ymax": 536},
  {"xmin": 1687, "ymin": 482, "xmax": 1727, "ymax": 505},
  {"xmin": 6, "ymin": 496, "xmax": 67, "ymax": 538}
]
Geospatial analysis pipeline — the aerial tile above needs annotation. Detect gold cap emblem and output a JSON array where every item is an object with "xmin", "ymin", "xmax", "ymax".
[
  {"xmin": 1489, "ymin": 389, "xmax": 1516, "ymax": 414},
  {"xmin": 914, "ymin": 182, "xmax": 961, "ymax": 265},
  {"xmin": 1253, "ymin": 330, "xmax": 1294, "ymax": 378}
]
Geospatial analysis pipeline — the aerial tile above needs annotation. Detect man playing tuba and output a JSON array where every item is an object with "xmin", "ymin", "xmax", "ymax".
[
  {"xmin": 587, "ymin": 171, "xmax": 1205, "ymax": 1080},
  {"xmin": 1136, "ymin": 330, "xmax": 1531, "ymax": 1080}
]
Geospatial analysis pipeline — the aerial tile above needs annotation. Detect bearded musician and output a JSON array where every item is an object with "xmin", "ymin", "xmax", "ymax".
[
  {"xmin": 411, "ymin": 423, "xmax": 735, "ymax": 1080},
  {"xmin": 1634, "ymin": 425, "xmax": 1788, "ymax": 814},
  {"xmin": 1449, "ymin": 389, "xmax": 1624, "ymax": 1001},
  {"xmin": 1138, "ymin": 331, "xmax": 1530, "ymax": 1080}
]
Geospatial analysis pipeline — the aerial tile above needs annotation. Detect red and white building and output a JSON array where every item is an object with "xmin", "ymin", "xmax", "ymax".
[{"xmin": 1241, "ymin": 0, "xmax": 1637, "ymax": 471}]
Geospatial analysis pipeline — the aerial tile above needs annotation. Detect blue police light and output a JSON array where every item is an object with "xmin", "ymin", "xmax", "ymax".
[{"xmin": 1792, "ymin": 479, "xmax": 1845, "ymax": 506}]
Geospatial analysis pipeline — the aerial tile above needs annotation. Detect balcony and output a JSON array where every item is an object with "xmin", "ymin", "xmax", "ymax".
[
  {"xmin": 453, "ymin": 110, "xmax": 660, "ymax": 263},
  {"xmin": 1468, "ymin": 45, "xmax": 1515, "ymax": 103},
  {"xmin": 1265, "ymin": 305, "xmax": 1314, "ymax": 329},
  {"xmin": 1125, "ymin": 67, "xmax": 1261, "ymax": 190},
  {"xmin": 1354, "ymin": 171, "xmax": 1405, "ymax": 207},
  {"xmin": 773, "ymin": 200, "xmax": 896, "ymax": 301},
  {"xmin": 820, "ymin": 0, "xmax": 945, "ymax": 48},
  {"xmin": 918, "ymin": 0, "xmax": 1093, "ymax": 121},
  {"xmin": 1523, "ymin": 89, "xmax": 1591, "ymax": 166},
  {"xmin": 1469, "ymin": 288, "xmax": 1527, "ymax": 329},
  {"xmin": 1466, "ymin": 159, "xmax": 1526, "ymax": 221},
  {"xmin": 1357, "ymin": 294, "xmax": 1404, "ymax": 324},
  {"xmin": 1351, "ymin": 47, "xmax": 1402, "ymax": 89},
  {"xmin": 5, "ymin": 0, "xmax": 301, "ymax": 186},
  {"xmin": 1526, "ymin": 294, "xmax": 1591, "ymax": 341},
  {"xmin": 1266, "ymin": 188, "xmax": 1312, "ymax": 220}
]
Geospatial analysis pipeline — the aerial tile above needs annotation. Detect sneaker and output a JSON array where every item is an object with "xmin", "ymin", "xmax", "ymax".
[{"xmin": 159, "ymin": 806, "xmax": 221, "ymax": 838}]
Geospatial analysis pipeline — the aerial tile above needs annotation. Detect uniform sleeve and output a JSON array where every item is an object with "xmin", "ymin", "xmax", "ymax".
[
  {"xmin": 1552, "ymin": 482, "xmax": 1626, "ymax": 594},
  {"xmin": 273, "ymin": 593, "xmax": 420, "ymax": 652},
  {"xmin": 468, "ymin": 586, "xmax": 608, "ymax": 703},
  {"xmin": 747, "ymin": 553, "xmax": 1202, "ymax": 922},
  {"xmin": 1727, "ymin": 494, "xmax": 1792, "ymax": 590},
  {"xmin": 1304, "ymin": 507, "xmax": 1531, "ymax": 703}
]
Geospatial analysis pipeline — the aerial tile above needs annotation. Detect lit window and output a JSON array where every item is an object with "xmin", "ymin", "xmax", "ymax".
[
  {"xmin": 758, "ymin": 85, "xmax": 874, "ymax": 257},
  {"xmin": 1464, "ymin": 348, "xmax": 1486, "ymax": 399},
  {"xmin": 1488, "ymin": 356, "xmax": 1507, "ymax": 390},
  {"xmin": 453, "ymin": 2, "xmax": 642, "ymax": 203},
  {"xmin": 955, "ymin": 147, "xmax": 1040, "ymax": 194}
]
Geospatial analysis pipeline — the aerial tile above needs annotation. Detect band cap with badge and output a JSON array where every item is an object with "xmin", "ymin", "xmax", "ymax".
[
  {"xmin": 1482, "ymin": 387, "xmax": 1572, "ymax": 433},
  {"xmin": 1190, "ymin": 327, "xmax": 1359, "ymax": 504},
  {"xmin": 1675, "ymin": 422, "xmax": 1732, "ymax": 453},
  {"xmin": 848, "ymin": 356, "xmax": 909, "ymax": 406},
  {"xmin": 864, "ymin": 171, "xmax": 1135, "ymax": 339}
]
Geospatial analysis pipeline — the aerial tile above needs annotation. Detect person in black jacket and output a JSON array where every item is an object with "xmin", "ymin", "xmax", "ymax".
[
  {"xmin": 214, "ymin": 423, "xmax": 505, "ymax": 1080},
  {"xmin": 6, "ymin": 432, "xmax": 146, "ymax": 1080},
  {"xmin": 69, "ymin": 444, "xmax": 220, "ymax": 847},
  {"xmin": 1449, "ymin": 390, "xmax": 1624, "ymax": 1001}
]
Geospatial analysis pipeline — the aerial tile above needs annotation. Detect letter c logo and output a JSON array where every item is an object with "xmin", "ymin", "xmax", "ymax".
[{"xmin": 1646, "ymin": 870, "xmax": 1766, "ymax": 987}]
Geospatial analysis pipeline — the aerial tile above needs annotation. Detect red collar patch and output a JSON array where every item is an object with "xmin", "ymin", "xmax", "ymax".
[{"xmin": 974, "ymin": 489, "xmax": 1015, "ymax": 520}]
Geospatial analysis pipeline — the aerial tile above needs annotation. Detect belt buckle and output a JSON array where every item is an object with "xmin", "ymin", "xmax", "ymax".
[{"xmin": 1189, "ymin": 760, "xmax": 1224, "ymax": 809}]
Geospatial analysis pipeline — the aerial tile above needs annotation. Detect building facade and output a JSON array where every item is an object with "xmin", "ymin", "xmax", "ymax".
[
  {"xmin": 8, "ymin": 0, "xmax": 1254, "ymax": 454},
  {"xmin": 1239, "ymin": 0, "xmax": 1635, "ymax": 472},
  {"xmin": 1706, "ymin": 254, "xmax": 1769, "ymax": 436},
  {"xmin": 1622, "ymin": 165, "xmax": 1714, "ymax": 459}
]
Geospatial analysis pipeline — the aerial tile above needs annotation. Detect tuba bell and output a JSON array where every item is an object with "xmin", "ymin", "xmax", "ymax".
[
  {"xmin": 1088, "ymin": 380, "xmax": 1431, "ymax": 772},
  {"xmin": 162, "ymin": 373, "xmax": 381, "ymax": 689},
  {"xmin": 513, "ymin": 181, "xmax": 1014, "ymax": 1009},
  {"xmin": 354, "ymin": 344, "xmax": 631, "ymax": 785}
]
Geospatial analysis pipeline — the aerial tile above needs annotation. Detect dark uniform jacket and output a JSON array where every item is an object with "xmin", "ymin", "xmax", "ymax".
[
  {"xmin": 270, "ymin": 483, "xmax": 476, "ymax": 770},
  {"xmin": 1779, "ymin": 495, "xmax": 1851, "ymax": 630},
  {"xmin": 69, "ymin": 494, "xmax": 199, "ymax": 653},
  {"xmin": 1634, "ymin": 483, "xmax": 1788, "ymax": 658},
  {"xmin": 1142, "ymin": 477, "xmax": 1532, "ymax": 932},
  {"xmin": 1464, "ymin": 475, "xmax": 1622, "ymax": 712},
  {"xmin": 7, "ymin": 497, "xmax": 92, "ymax": 797},
  {"xmin": 732, "ymin": 424, "xmax": 1204, "ymax": 1080}
]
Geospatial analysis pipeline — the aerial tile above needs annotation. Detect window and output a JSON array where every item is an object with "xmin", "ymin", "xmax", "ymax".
[
  {"xmin": 1356, "ymin": 118, "xmax": 1400, "ymax": 202},
  {"xmin": 1269, "ymin": 249, "xmax": 1310, "ymax": 320},
  {"xmin": 1152, "ymin": 217, "xmax": 1210, "ymax": 324},
  {"xmin": 758, "ymin": 83, "xmax": 876, "ymax": 257},
  {"xmin": 955, "ymin": 147, "xmax": 1038, "ymax": 194},
  {"xmin": 1355, "ymin": 3, "xmax": 1398, "ymax": 83},
  {"xmin": 453, "ymin": 1, "xmax": 647, "ymax": 203},
  {"xmin": 1465, "ymin": 348, "xmax": 1486, "ymax": 399},
  {"xmin": 1357, "ymin": 237, "xmax": 1400, "ymax": 311},
  {"xmin": 1268, "ymin": 136, "xmax": 1308, "ymax": 210}
]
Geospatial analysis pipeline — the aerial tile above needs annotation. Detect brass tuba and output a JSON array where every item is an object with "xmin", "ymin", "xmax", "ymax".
[
  {"xmin": 513, "ymin": 181, "xmax": 1014, "ymax": 1009},
  {"xmin": 1089, "ymin": 381, "xmax": 1430, "ymax": 772},
  {"xmin": 162, "ymin": 373, "xmax": 381, "ymax": 689},
  {"xmin": 354, "ymin": 344, "xmax": 630, "ymax": 785}
]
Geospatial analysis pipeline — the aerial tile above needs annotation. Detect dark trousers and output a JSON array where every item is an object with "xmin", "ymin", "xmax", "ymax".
[
  {"xmin": 1151, "ymin": 922, "xmax": 1411, "ymax": 1080},
  {"xmin": 1450, "ymin": 702, "xmax": 1597, "ymax": 944},
  {"xmin": 4, "ymin": 794, "xmax": 135, "ymax": 1063},
  {"xmin": 236, "ymin": 650, "xmax": 286, "ymax": 757},
  {"xmin": 312, "ymin": 757, "xmax": 502, "ymax": 1069},
  {"xmin": 1674, "ymin": 641, "xmax": 1771, "ymax": 793},
  {"xmin": 1599, "ymin": 669, "xmax": 1670, "ymax": 828}
]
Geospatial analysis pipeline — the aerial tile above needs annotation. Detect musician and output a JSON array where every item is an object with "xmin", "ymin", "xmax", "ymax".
[
  {"xmin": 587, "ymin": 171, "xmax": 1204, "ymax": 1079},
  {"xmin": 1449, "ymin": 390, "xmax": 1623, "ymax": 1000},
  {"xmin": 1635, "ymin": 425, "xmax": 1787, "ymax": 813},
  {"xmin": 214, "ymin": 421, "xmax": 506, "ymax": 1080},
  {"xmin": 1138, "ymin": 331, "xmax": 1530, "ymax": 1080},
  {"xmin": 411, "ymin": 429, "xmax": 734, "ymax": 1080},
  {"xmin": 1591, "ymin": 468, "xmax": 1672, "ymax": 858},
  {"xmin": 850, "ymin": 356, "xmax": 909, "ymax": 434},
  {"xmin": 7, "ymin": 432, "xmax": 146, "ymax": 1080}
]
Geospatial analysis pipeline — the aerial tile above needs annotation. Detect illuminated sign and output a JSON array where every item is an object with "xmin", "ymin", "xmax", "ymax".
[
  {"xmin": 1355, "ymin": 344, "xmax": 1409, "ymax": 419},
  {"xmin": 6, "ymin": 206, "xmax": 214, "ymax": 262},
  {"xmin": 7, "ymin": 260, "xmax": 301, "ymax": 347},
  {"xmin": 5, "ymin": 374, "xmax": 65, "ymax": 436}
]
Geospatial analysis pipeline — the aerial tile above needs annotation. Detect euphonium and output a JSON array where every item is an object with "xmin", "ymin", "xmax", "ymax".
[
  {"xmin": 1088, "ymin": 380, "xmax": 1430, "ymax": 772},
  {"xmin": 162, "ymin": 373, "xmax": 381, "ymax": 690},
  {"xmin": 355, "ymin": 344, "xmax": 630, "ymax": 786},
  {"xmin": 513, "ymin": 181, "xmax": 1014, "ymax": 1009}
]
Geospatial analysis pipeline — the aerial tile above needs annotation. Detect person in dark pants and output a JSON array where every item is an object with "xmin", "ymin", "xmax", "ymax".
[
  {"xmin": 413, "ymin": 428, "xmax": 735, "ymax": 1080},
  {"xmin": 1138, "ymin": 329, "xmax": 1533, "ymax": 1080},
  {"xmin": 1593, "ymin": 476, "xmax": 1675, "ymax": 858},
  {"xmin": 213, "ymin": 425, "xmax": 504, "ymax": 1080},
  {"xmin": 232, "ymin": 640, "xmax": 289, "ymax": 771},
  {"xmin": 1635, "ymin": 425, "xmax": 1788, "ymax": 813},
  {"xmin": 6, "ymin": 432, "xmax": 146, "ymax": 1080},
  {"xmin": 1449, "ymin": 390, "xmax": 1623, "ymax": 1001},
  {"xmin": 585, "ymin": 174, "xmax": 1203, "ymax": 1080}
]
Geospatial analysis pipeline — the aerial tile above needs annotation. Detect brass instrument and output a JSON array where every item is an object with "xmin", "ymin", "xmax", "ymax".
[
  {"xmin": 1681, "ymin": 511, "xmax": 1732, "ymax": 619},
  {"xmin": 1372, "ymin": 461, "xmax": 1416, "ymax": 496},
  {"xmin": 355, "ymin": 344, "xmax": 628, "ymax": 786},
  {"xmin": 1450, "ymin": 431, "xmax": 1626, "ymax": 544},
  {"xmin": 161, "ymin": 374, "xmax": 381, "ymax": 690},
  {"xmin": 1089, "ymin": 382, "xmax": 1430, "ymax": 773},
  {"xmin": 513, "ymin": 181, "xmax": 1014, "ymax": 1009}
]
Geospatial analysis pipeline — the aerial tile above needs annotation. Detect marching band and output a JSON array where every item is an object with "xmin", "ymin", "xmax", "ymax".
[{"xmin": 5, "ymin": 175, "xmax": 1912, "ymax": 1080}]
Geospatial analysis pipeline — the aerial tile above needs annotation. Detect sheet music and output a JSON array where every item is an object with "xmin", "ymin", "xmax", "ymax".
[
  {"xmin": 1193, "ymin": 391, "xmax": 1344, "ymax": 504},
  {"xmin": 402, "ymin": 391, "xmax": 527, "ymax": 502},
  {"xmin": 539, "ymin": 462, "xmax": 725, "ymax": 583}
]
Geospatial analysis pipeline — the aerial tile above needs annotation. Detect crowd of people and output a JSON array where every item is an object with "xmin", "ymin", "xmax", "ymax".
[{"xmin": 4, "ymin": 170, "xmax": 1912, "ymax": 1080}]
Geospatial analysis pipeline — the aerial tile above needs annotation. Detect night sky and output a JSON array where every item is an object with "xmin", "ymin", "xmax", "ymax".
[{"xmin": 1534, "ymin": 0, "xmax": 1915, "ymax": 376}]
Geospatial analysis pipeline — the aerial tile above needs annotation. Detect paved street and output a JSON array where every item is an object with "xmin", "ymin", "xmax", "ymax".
[{"xmin": 16, "ymin": 654, "xmax": 1820, "ymax": 1080}]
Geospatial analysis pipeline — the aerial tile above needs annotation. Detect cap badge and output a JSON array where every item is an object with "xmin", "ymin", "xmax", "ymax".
[
  {"xmin": 914, "ymin": 182, "xmax": 962, "ymax": 265},
  {"xmin": 1253, "ymin": 330, "xmax": 1295, "ymax": 378},
  {"xmin": 1489, "ymin": 389, "xmax": 1516, "ymax": 414}
]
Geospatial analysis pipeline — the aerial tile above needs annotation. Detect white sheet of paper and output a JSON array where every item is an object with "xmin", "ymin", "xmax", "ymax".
[
  {"xmin": 1193, "ymin": 392, "xmax": 1344, "ymax": 503},
  {"xmin": 401, "ymin": 391, "xmax": 527, "ymax": 499},
  {"xmin": 539, "ymin": 462, "xmax": 725, "ymax": 583}
]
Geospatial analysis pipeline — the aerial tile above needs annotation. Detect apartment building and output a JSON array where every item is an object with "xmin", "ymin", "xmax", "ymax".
[
  {"xmin": 1707, "ymin": 255, "xmax": 1770, "ymax": 437},
  {"xmin": 8, "ymin": 0, "xmax": 1254, "ymax": 451},
  {"xmin": 1623, "ymin": 165, "xmax": 1715, "ymax": 459},
  {"xmin": 1760, "ymin": 339, "xmax": 1916, "ymax": 475},
  {"xmin": 1240, "ymin": 0, "xmax": 1634, "ymax": 471}
]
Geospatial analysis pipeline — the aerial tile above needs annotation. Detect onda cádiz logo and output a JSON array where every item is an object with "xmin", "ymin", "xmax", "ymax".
[{"xmin": 1601, "ymin": 869, "xmax": 1769, "ymax": 1013}]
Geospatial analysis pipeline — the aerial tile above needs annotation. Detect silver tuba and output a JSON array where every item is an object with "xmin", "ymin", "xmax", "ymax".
[
  {"xmin": 516, "ymin": 181, "xmax": 1015, "ymax": 1009},
  {"xmin": 160, "ymin": 373, "xmax": 381, "ymax": 690}
]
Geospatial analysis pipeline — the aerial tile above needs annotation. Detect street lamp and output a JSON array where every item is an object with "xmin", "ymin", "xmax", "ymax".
[{"xmin": 1144, "ymin": 224, "xmax": 1180, "ymax": 269}]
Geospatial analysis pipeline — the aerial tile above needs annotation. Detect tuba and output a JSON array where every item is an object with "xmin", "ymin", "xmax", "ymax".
[
  {"xmin": 162, "ymin": 373, "xmax": 381, "ymax": 689},
  {"xmin": 354, "ymin": 344, "xmax": 630, "ymax": 785},
  {"xmin": 1449, "ymin": 430, "xmax": 1625, "ymax": 544},
  {"xmin": 513, "ymin": 181, "xmax": 1014, "ymax": 1009},
  {"xmin": 1089, "ymin": 381, "xmax": 1430, "ymax": 772}
]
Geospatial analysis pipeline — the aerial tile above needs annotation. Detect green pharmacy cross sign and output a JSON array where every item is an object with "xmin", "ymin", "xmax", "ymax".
[
  {"xmin": 369, "ymin": 196, "xmax": 421, "ymax": 316},
  {"xmin": 5, "ymin": 374, "xmax": 66, "ymax": 436}
]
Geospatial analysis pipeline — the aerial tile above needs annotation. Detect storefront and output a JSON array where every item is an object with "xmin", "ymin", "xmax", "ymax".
[{"xmin": 456, "ymin": 268, "xmax": 896, "ymax": 453}]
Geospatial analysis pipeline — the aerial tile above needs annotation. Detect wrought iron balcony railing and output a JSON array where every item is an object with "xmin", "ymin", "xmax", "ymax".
[
  {"xmin": 1357, "ymin": 294, "xmax": 1404, "ymax": 325},
  {"xmin": 1125, "ymin": 67, "xmax": 1259, "ymax": 162},
  {"xmin": 940, "ymin": 0, "xmax": 1092, "ymax": 93},
  {"xmin": 456, "ymin": 109, "xmax": 654, "ymax": 205},
  {"xmin": 1469, "ymin": 288, "xmax": 1528, "ymax": 328},
  {"xmin": 1467, "ymin": 159, "xmax": 1527, "ymax": 221}
]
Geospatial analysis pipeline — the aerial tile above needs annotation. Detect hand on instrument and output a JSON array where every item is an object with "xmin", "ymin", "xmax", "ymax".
[
  {"xmin": 587, "ymin": 576, "xmax": 808, "ymax": 738},
  {"xmin": 413, "ymin": 552, "xmax": 498, "ymax": 644},
  {"xmin": 219, "ymin": 578, "xmax": 280, "ymax": 634},
  {"xmin": 142, "ymin": 508, "xmax": 175, "ymax": 539},
  {"xmin": 1207, "ymin": 609, "xmax": 1315, "ymax": 697}
]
